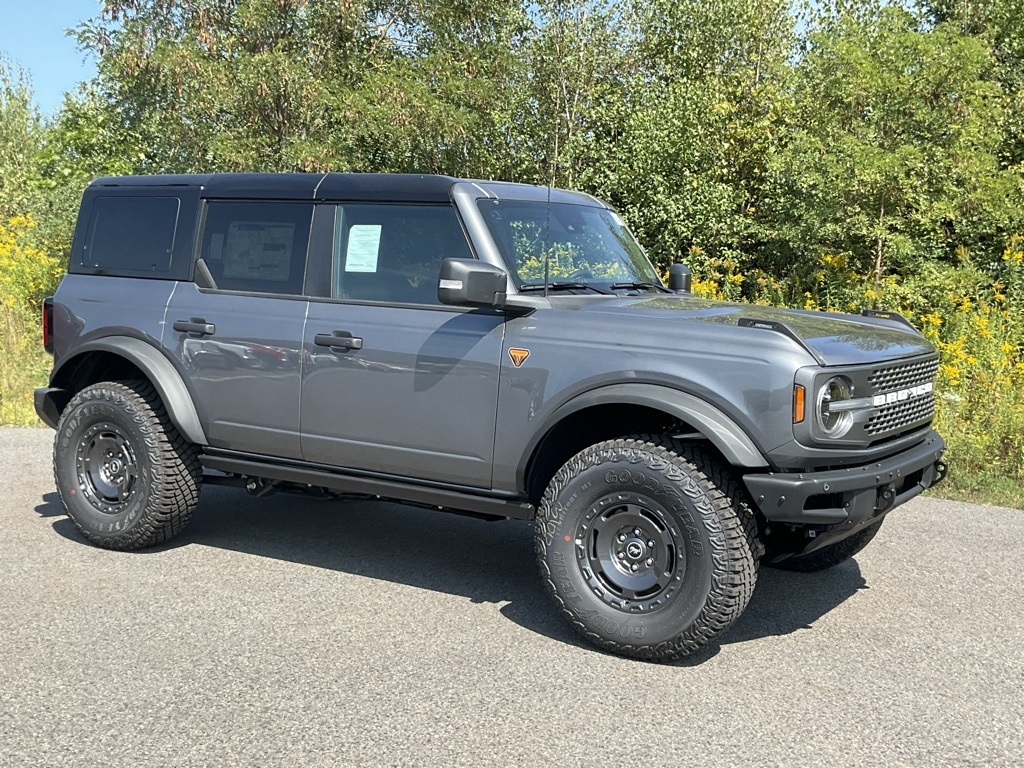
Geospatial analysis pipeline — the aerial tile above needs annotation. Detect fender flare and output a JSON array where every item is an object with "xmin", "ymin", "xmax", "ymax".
[
  {"xmin": 53, "ymin": 336, "xmax": 208, "ymax": 445},
  {"xmin": 519, "ymin": 382, "xmax": 768, "ymax": 488}
]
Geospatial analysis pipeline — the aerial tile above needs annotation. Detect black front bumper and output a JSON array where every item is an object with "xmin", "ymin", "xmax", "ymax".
[{"xmin": 744, "ymin": 431, "xmax": 946, "ymax": 554}]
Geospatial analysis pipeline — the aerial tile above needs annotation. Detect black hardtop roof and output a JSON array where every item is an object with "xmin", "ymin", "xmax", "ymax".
[
  {"xmin": 90, "ymin": 172, "xmax": 458, "ymax": 202},
  {"xmin": 87, "ymin": 172, "xmax": 606, "ymax": 206}
]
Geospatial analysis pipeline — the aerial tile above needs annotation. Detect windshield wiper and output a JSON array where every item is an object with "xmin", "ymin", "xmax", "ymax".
[
  {"xmin": 519, "ymin": 282, "xmax": 615, "ymax": 295},
  {"xmin": 608, "ymin": 281, "xmax": 673, "ymax": 294}
]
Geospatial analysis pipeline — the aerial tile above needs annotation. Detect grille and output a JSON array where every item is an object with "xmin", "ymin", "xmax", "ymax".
[
  {"xmin": 868, "ymin": 357, "xmax": 939, "ymax": 392},
  {"xmin": 865, "ymin": 356, "xmax": 939, "ymax": 437}
]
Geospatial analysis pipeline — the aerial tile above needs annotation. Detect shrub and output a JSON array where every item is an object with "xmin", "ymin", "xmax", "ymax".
[{"xmin": 0, "ymin": 214, "xmax": 64, "ymax": 310}]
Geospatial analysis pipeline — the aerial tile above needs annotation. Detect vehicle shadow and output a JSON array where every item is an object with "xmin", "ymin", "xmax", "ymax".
[{"xmin": 38, "ymin": 487, "xmax": 867, "ymax": 663}]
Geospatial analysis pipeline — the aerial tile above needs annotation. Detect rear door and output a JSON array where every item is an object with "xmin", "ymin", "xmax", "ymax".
[
  {"xmin": 300, "ymin": 202, "xmax": 505, "ymax": 488},
  {"xmin": 164, "ymin": 200, "xmax": 312, "ymax": 459}
]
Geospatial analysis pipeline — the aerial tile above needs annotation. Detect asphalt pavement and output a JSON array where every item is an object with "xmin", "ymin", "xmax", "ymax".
[{"xmin": 1, "ymin": 427, "xmax": 1021, "ymax": 767}]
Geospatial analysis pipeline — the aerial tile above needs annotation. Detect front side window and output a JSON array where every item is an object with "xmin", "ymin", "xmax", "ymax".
[
  {"xmin": 331, "ymin": 204, "xmax": 473, "ymax": 305},
  {"xmin": 476, "ymin": 199, "xmax": 660, "ymax": 288},
  {"xmin": 200, "ymin": 201, "xmax": 313, "ymax": 295}
]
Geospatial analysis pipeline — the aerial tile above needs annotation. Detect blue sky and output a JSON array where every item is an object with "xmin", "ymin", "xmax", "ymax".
[{"xmin": 0, "ymin": 0, "xmax": 101, "ymax": 115}]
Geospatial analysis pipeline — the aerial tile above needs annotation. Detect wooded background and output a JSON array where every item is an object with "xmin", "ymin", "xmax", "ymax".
[{"xmin": 1, "ymin": 0, "xmax": 1022, "ymax": 504}]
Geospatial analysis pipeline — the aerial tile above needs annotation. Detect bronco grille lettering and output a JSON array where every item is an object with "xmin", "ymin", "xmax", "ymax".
[{"xmin": 872, "ymin": 382, "xmax": 932, "ymax": 407}]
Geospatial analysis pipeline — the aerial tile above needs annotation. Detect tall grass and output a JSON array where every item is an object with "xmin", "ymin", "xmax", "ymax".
[
  {"xmin": 0, "ymin": 215, "xmax": 61, "ymax": 427},
  {"xmin": 0, "ymin": 305, "xmax": 48, "ymax": 427}
]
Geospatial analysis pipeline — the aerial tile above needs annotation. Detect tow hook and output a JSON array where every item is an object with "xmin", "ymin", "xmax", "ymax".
[{"xmin": 875, "ymin": 485, "xmax": 896, "ymax": 514}]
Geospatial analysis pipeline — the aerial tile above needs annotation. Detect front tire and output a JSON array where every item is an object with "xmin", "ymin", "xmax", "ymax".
[
  {"xmin": 53, "ymin": 380, "xmax": 201, "ymax": 550},
  {"xmin": 535, "ymin": 438, "xmax": 760, "ymax": 661}
]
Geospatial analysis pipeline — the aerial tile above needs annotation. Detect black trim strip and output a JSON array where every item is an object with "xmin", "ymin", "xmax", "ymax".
[
  {"xmin": 861, "ymin": 308, "xmax": 920, "ymax": 333},
  {"xmin": 737, "ymin": 318, "xmax": 826, "ymax": 365}
]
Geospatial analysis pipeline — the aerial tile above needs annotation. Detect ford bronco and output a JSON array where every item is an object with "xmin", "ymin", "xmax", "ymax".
[{"xmin": 36, "ymin": 173, "xmax": 946, "ymax": 660}]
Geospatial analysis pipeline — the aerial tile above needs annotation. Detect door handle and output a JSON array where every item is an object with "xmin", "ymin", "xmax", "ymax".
[
  {"xmin": 315, "ymin": 331, "xmax": 363, "ymax": 351},
  {"xmin": 173, "ymin": 318, "xmax": 216, "ymax": 336}
]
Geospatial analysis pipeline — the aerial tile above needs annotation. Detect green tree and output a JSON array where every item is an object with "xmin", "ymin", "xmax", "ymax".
[
  {"xmin": 580, "ymin": 0, "xmax": 795, "ymax": 282},
  {"xmin": 73, "ymin": 0, "xmax": 528, "ymax": 176},
  {"xmin": 0, "ymin": 59, "xmax": 44, "ymax": 221},
  {"xmin": 762, "ymin": 5, "xmax": 1020, "ymax": 298},
  {"xmin": 926, "ymin": 0, "xmax": 1024, "ymax": 172}
]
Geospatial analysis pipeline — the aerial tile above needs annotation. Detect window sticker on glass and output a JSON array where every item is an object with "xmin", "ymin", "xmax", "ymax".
[
  {"xmin": 222, "ymin": 222, "xmax": 295, "ymax": 280},
  {"xmin": 208, "ymin": 234, "xmax": 224, "ymax": 262},
  {"xmin": 345, "ymin": 224, "xmax": 382, "ymax": 273}
]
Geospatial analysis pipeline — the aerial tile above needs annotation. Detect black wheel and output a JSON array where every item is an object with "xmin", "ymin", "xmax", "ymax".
[
  {"xmin": 535, "ymin": 437, "xmax": 760, "ymax": 661},
  {"xmin": 53, "ymin": 380, "xmax": 201, "ymax": 550},
  {"xmin": 769, "ymin": 520, "xmax": 884, "ymax": 573}
]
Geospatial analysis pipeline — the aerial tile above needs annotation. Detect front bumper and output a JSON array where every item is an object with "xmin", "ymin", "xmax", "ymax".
[{"xmin": 743, "ymin": 430, "xmax": 946, "ymax": 553}]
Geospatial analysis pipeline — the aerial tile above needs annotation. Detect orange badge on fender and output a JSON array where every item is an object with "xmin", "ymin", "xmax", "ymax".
[{"xmin": 508, "ymin": 348, "xmax": 530, "ymax": 367}]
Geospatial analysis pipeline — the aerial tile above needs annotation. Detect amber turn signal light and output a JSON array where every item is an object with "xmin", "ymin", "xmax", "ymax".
[{"xmin": 793, "ymin": 384, "xmax": 806, "ymax": 424}]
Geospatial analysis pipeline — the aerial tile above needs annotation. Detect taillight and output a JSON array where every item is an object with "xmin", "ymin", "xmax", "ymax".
[{"xmin": 42, "ymin": 297, "xmax": 54, "ymax": 354}]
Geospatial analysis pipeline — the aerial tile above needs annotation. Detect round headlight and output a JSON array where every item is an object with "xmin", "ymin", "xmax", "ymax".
[{"xmin": 817, "ymin": 376, "xmax": 854, "ymax": 438}]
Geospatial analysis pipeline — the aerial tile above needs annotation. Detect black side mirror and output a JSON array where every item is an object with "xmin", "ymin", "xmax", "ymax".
[
  {"xmin": 438, "ymin": 258, "xmax": 508, "ymax": 307},
  {"xmin": 668, "ymin": 262, "xmax": 692, "ymax": 293}
]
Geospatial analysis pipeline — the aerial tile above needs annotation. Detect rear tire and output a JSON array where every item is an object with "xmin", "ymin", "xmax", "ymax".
[
  {"xmin": 53, "ymin": 380, "xmax": 201, "ymax": 550},
  {"xmin": 535, "ymin": 437, "xmax": 760, "ymax": 661},
  {"xmin": 769, "ymin": 520, "xmax": 884, "ymax": 573}
]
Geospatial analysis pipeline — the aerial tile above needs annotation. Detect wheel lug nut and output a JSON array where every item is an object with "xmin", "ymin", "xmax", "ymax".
[
  {"xmin": 647, "ymin": 540, "xmax": 655, "ymax": 548},
  {"xmin": 633, "ymin": 527, "xmax": 642, "ymax": 536},
  {"xmin": 646, "ymin": 558, "xmax": 654, "ymax": 566},
  {"xmin": 630, "ymin": 564, "xmax": 639, "ymax": 572},
  {"xmin": 618, "ymin": 533, "xmax": 627, "ymax": 542},
  {"xmin": 617, "ymin": 552, "xmax": 626, "ymax": 560}
]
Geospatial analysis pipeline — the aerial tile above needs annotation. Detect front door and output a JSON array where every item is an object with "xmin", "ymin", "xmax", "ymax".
[{"xmin": 299, "ymin": 203, "xmax": 504, "ymax": 488}]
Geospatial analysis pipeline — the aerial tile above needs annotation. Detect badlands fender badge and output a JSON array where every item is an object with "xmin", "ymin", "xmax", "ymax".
[{"xmin": 508, "ymin": 348, "xmax": 530, "ymax": 367}]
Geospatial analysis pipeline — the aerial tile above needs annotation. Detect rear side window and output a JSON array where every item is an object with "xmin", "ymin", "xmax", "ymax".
[
  {"xmin": 200, "ymin": 201, "xmax": 313, "ymax": 295},
  {"xmin": 82, "ymin": 197, "xmax": 180, "ymax": 274}
]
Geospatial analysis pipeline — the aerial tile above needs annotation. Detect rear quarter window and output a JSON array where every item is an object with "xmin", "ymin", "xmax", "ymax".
[{"xmin": 80, "ymin": 196, "xmax": 181, "ymax": 275}]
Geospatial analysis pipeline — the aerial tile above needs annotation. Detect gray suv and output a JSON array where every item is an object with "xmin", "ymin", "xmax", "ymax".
[{"xmin": 36, "ymin": 173, "xmax": 946, "ymax": 660}]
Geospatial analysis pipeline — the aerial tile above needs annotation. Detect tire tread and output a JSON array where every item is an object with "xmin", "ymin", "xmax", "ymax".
[
  {"xmin": 535, "ymin": 436, "xmax": 761, "ymax": 661},
  {"xmin": 53, "ymin": 380, "xmax": 201, "ymax": 550}
]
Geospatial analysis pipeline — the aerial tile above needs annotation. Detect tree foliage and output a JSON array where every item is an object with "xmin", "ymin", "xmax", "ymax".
[
  {"xmin": 0, "ymin": 59, "xmax": 44, "ymax": 221},
  {"xmin": 764, "ymin": 6, "xmax": 1020, "ymax": 290}
]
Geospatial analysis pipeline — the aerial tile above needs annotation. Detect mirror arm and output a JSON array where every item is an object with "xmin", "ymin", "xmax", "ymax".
[{"xmin": 498, "ymin": 294, "xmax": 542, "ymax": 315}]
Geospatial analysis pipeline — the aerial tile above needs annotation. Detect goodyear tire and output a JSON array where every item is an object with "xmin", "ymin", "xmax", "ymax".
[
  {"xmin": 769, "ymin": 520, "xmax": 884, "ymax": 573},
  {"xmin": 535, "ymin": 437, "xmax": 760, "ymax": 661},
  {"xmin": 53, "ymin": 380, "xmax": 201, "ymax": 550}
]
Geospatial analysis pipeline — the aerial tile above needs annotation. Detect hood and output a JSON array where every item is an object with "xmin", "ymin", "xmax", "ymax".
[{"xmin": 583, "ymin": 295, "xmax": 936, "ymax": 366}]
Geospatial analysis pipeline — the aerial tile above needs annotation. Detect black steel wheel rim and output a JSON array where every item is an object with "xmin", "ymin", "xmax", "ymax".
[
  {"xmin": 575, "ymin": 492, "xmax": 685, "ymax": 614},
  {"xmin": 75, "ymin": 422, "xmax": 138, "ymax": 514}
]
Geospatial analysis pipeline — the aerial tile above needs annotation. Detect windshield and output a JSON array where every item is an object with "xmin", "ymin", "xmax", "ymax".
[{"xmin": 476, "ymin": 199, "xmax": 661, "ymax": 289}]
